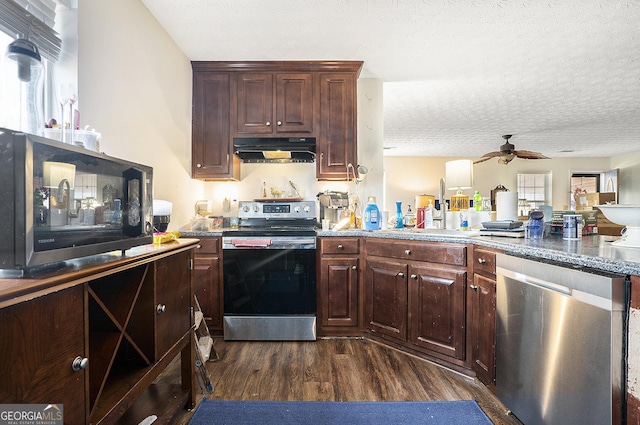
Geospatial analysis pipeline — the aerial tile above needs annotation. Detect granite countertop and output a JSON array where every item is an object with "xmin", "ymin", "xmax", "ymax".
[{"xmin": 179, "ymin": 226, "xmax": 640, "ymax": 276}]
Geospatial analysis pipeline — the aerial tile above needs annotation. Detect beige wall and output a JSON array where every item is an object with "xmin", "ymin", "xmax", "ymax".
[
  {"xmin": 79, "ymin": 0, "xmax": 201, "ymax": 230},
  {"xmin": 382, "ymin": 156, "xmax": 617, "ymax": 215}
]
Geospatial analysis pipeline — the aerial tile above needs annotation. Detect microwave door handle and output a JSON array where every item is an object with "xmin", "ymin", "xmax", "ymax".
[{"xmin": 122, "ymin": 167, "xmax": 144, "ymax": 236}]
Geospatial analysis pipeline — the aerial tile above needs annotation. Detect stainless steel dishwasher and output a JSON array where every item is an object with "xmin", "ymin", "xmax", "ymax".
[{"xmin": 495, "ymin": 253, "xmax": 628, "ymax": 425}]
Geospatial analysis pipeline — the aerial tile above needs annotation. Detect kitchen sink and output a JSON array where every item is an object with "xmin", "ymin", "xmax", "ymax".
[{"xmin": 382, "ymin": 228, "xmax": 480, "ymax": 237}]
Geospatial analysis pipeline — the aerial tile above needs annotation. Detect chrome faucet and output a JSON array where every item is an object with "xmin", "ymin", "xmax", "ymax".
[{"xmin": 437, "ymin": 177, "xmax": 447, "ymax": 229}]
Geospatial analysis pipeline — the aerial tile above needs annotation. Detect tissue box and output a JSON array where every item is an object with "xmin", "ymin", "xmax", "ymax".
[{"xmin": 549, "ymin": 210, "xmax": 598, "ymax": 235}]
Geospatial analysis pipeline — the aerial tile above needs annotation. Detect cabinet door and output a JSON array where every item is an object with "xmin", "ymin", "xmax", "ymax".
[
  {"xmin": 155, "ymin": 250, "xmax": 193, "ymax": 358},
  {"xmin": 0, "ymin": 286, "xmax": 86, "ymax": 425},
  {"xmin": 471, "ymin": 273, "xmax": 496, "ymax": 386},
  {"xmin": 408, "ymin": 263, "xmax": 466, "ymax": 360},
  {"xmin": 275, "ymin": 73, "xmax": 313, "ymax": 133},
  {"xmin": 236, "ymin": 73, "xmax": 273, "ymax": 134},
  {"xmin": 319, "ymin": 256, "xmax": 359, "ymax": 328},
  {"xmin": 366, "ymin": 258, "xmax": 408, "ymax": 341},
  {"xmin": 192, "ymin": 72, "xmax": 239, "ymax": 180},
  {"xmin": 317, "ymin": 73, "xmax": 357, "ymax": 180},
  {"xmin": 194, "ymin": 239, "xmax": 222, "ymax": 332}
]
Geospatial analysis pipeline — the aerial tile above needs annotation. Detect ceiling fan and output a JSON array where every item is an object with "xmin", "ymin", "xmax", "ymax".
[{"xmin": 474, "ymin": 135, "xmax": 550, "ymax": 165}]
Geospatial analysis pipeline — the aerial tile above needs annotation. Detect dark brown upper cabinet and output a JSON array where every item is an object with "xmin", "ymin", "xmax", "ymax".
[{"xmin": 191, "ymin": 61, "xmax": 363, "ymax": 181}]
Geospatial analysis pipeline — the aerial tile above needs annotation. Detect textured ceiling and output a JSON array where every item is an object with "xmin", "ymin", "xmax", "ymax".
[{"xmin": 141, "ymin": 0, "xmax": 640, "ymax": 159}]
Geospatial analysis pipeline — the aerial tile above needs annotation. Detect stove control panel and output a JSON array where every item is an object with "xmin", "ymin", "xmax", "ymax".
[{"xmin": 238, "ymin": 200, "xmax": 316, "ymax": 220}]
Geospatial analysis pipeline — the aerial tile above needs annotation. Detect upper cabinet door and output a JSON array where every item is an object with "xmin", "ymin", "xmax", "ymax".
[
  {"xmin": 275, "ymin": 73, "xmax": 314, "ymax": 133},
  {"xmin": 236, "ymin": 73, "xmax": 273, "ymax": 134},
  {"xmin": 235, "ymin": 73, "xmax": 314, "ymax": 135},
  {"xmin": 192, "ymin": 72, "xmax": 239, "ymax": 180},
  {"xmin": 317, "ymin": 73, "xmax": 357, "ymax": 180}
]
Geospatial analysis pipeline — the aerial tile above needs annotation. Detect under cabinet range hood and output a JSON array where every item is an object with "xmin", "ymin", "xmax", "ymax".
[{"xmin": 233, "ymin": 137, "xmax": 316, "ymax": 163}]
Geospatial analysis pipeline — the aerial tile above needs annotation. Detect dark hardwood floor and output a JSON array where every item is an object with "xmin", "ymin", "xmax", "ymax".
[{"xmin": 168, "ymin": 338, "xmax": 522, "ymax": 425}]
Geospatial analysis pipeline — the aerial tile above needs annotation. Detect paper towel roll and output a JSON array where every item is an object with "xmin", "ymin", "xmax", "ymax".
[{"xmin": 496, "ymin": 191, "xmax": 518, "ymax": 221}]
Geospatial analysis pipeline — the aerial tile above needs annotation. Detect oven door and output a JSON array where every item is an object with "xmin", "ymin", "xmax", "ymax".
[{"xmin": 222, "ymin": 235, "xmax": 316, "ymax": 341}]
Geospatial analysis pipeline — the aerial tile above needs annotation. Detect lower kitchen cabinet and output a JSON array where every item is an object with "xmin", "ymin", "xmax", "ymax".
[
  {"xmin": 469, "ymin": 246, "xmax": 501, "ymax": 389},
  {"xmin": 0, "ymin": 285, "xmax": 87, "ymax": 425},
  {"xmin": 193, "ymin": 237, "xmax": 223, "ymax": 333},
  {"xmin": 365, "ymin": 238, "xmax": 469, "ymax": 368},
  {"xmin": 0, "ymin": 240, "xmax": 197, "ymax": 425},
  {"xmin": 317, "ymin": 237, "xmax": 362, "ymax": 336}
]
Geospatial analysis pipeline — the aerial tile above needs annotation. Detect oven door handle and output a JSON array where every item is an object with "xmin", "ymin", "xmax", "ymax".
[{"xmin": 230, "ymin": 239, "xmax": 272, "ymax": 248}]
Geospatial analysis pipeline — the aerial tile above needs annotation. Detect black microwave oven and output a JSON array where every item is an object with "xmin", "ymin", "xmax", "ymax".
[{"xmin": 0, "ymin": 128, "xmax": 154, "ymax": 276}]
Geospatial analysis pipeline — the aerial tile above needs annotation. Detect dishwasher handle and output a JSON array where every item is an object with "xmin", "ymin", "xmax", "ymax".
[{"xmin": 497, "ymin": 266, "xmax": 572, "ymax": 296}]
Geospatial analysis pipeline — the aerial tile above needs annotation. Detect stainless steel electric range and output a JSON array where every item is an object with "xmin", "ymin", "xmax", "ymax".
[{"xmin": 221, "ymin": 200, "xmax": 317, "ymax": 341}]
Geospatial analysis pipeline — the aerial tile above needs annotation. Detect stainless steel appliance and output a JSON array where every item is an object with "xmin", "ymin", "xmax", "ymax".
[
  {"xmin": 496, "ymin": 253, "xmax": 628, "ymax": 425},
  {"xmin": 233, "ymin": 137, "xmax": 316, "ymax": 163},
  {"xmin": 318, "ymin": 191, "xmax": 349, "ymax": 226},
  {"xmin": 222, "ymin": 200, "xmax": 317, "ymax": 340},
  {"xmin": 0, "ymin": 129, "xmax": 153, "ymax": 276}
]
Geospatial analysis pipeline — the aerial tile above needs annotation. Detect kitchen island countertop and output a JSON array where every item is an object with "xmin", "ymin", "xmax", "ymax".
[{"xmin": 179, "ymin": 227, "xmax": 640, "ymax": 276}]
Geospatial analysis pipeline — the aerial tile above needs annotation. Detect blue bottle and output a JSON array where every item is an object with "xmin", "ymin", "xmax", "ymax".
[
  {"xmin": 395, "ymin": 201, "xmax": 404, "ymax": 228},
  {"xmin": 363, "ymin": 196, "xmax": 380, "ymax": 230}
]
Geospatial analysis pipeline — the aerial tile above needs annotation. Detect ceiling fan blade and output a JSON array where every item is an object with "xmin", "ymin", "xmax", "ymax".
[
  {"xmin": 474, "ymin": 156, "xmax": 494, "ymax": 164},
  {"xmin": 513, "ymin": 150, "xmax": 550, "ymax": 160}
]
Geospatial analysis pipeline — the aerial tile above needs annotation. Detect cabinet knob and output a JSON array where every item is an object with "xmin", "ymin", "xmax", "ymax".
[
  {"xmin": 337, "ymin": 244, "xmax": 344, "ymax": 250},
  {"xmin": 477, "ymin": 258, "xmax": 487, "ymax": 264},
  {"xmin": 196, "ymin": 163, "xmax": 202, "ymax": 168},
  {"xmin": 470, "ymin": 285, "xmax": 479, "ymax": 290},
  {"xmin": 196, "ymin": 244, "xmax": 202, "ymax": 249},
  {"xmin": 397, "ymin": 272, "xmax": 405, "ymax": 278},
  {"xmin": 405, "ymin": 249, "xmax": 411, "ymax": 255},
  {"xmin": 266, "ymin": 121, "xmax": 271, "ymax": 126},
  {"xmin": 72, "ymin": 356, "xmax": 89, "ymax": 372},
  {"xmin": 156, "ymin": 304, "xmax": 167, "ymax": 314},
  {"xmin": 277, "ymin": 121, "xmax": 282, "ymax": 126},
  {"xmin": 410, "ymin": 274, "xmax": 418, "ymax": 280},
  {"xmin": 352, "ymin": 265, "xmax": 357, "ymax": 271}
]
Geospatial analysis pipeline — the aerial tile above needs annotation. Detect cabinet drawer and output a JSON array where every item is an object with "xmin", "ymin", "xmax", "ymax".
[
  {"xmin": 195, "ymin": 237, "xmax": 219, "ymax": 254},
  {"xmin": 320, "ymin": 237, "xmax": 360, "ymax": 254},
  {"xmin": 366, "ymin": 238, "xmax": 466, "ymax": 266},
  {"xmin": 473, "ymin": 247, "xmax": 497, "ymax": 275}
]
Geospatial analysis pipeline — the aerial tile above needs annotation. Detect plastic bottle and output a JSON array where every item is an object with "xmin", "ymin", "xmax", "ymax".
[
  {"xmin": 473, "ymin": 191, "xmax": 482, "ymax": 212},
  {"xmin": 363, "ymin": 196, "xmax": 381, "ymax": 230},
  {"xmin": 395, "ymin": 201, "xmax": 404, "ymax": 228},
  {"xmin": 424, "ymin": 202, "xmax": 434, "ymax": 228}
]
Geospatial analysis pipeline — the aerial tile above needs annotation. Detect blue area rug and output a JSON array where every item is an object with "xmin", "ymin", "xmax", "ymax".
[{"xmin": 188, "ymin": 399, "xmax": 493, "ymax": 425}]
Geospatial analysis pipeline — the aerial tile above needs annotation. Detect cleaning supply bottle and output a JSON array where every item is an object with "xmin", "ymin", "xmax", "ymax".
[
  {"xmin": 395, "ymin": 201, "xmax": 404, "ymax": 228},
  {"xmin": 473, "ymin": 191, "xmax": 482, "ymax": 212},
  {"xmin": 363, "ymin": 196, "xmax": 381, "ymax": 230}
]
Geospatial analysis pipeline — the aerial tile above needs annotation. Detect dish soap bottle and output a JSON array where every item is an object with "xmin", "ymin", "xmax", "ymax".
[
  {"xmin": 363, "ymin": 196, "xmax": 381, "ymax": 230},
  {"xmin": 403, "ymin": 204, "xmax": 416, "ymax": 227}
]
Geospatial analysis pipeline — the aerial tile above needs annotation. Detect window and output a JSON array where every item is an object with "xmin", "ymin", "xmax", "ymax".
[
  {"xmin": 0, "ymin": 0, "xmax": 61, "ymax": 132},
  {"xmin": 517, "ymin": 172, "xmax": 551, "ymax": 211}
]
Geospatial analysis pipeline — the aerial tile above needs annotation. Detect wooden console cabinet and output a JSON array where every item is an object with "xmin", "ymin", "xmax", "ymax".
[{"xmin": 0, "ymin": 239, "xmax": 198, "ymax": 425}]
